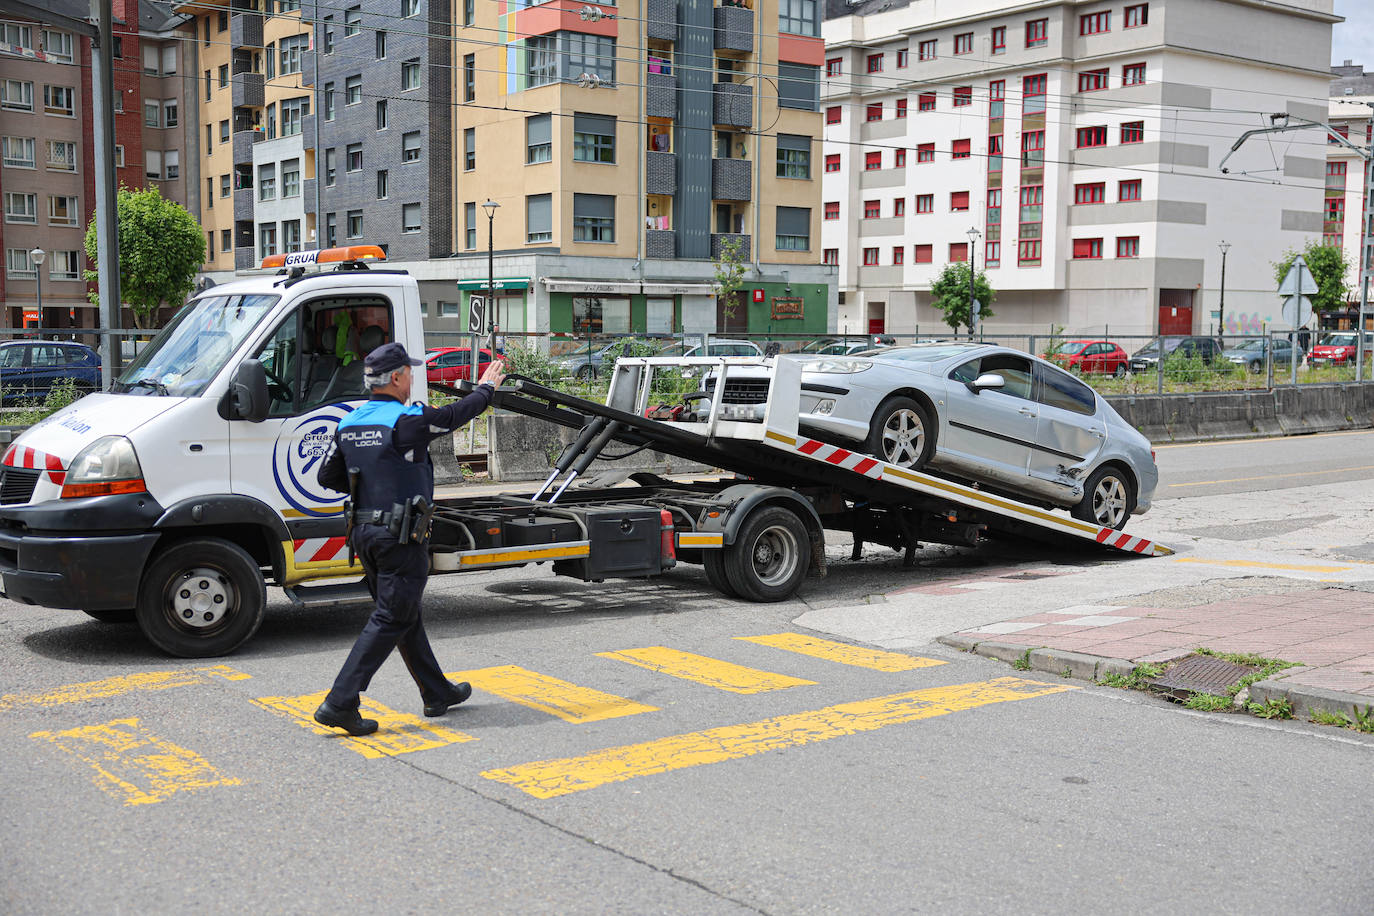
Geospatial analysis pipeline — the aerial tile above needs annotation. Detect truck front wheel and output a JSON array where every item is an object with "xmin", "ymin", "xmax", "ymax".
[
  {"xmin": 136, "ymin": 538, "xmax": 267, "ymax": 658},
  {"xmin": 723, "ymin": 506, "xmax": 810, "ymax": 602}
]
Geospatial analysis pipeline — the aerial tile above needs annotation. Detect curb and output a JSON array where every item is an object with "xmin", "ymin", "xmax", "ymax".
[{"xmin": 936, "ymin": 635, "xmax": 1374, "ymax": 723}]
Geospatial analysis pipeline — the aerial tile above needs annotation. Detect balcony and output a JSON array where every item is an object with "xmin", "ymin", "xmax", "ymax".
[
  {"xmin": 646, "ymin": 151, "xmax": 676, "ymax": 195},
  {"xmin": 713, "ymin": 6, "xmax": 753, "ymax": 54},
  {"xmin": 231, "ymin": 128, "xmax": 263, "ymax": 164},
  {"xmin": 711, "ymin": 157, "xmax": 750, "ymax": 201},
  {"xmin": 646, "ymin": 229, "xmax": 676, "ymax": 259},
  {"xmin": 233, "ymin": 187, "xmax": 255, "ymax": 221},
  {"xmin": 300, "ymin": 115, "xmax": 316, "ymax": 147},
  {"xmin": 302, "ymin": 52, "xmax": 315, "ymax": 88},
  {"xmin": 230, "ymin": 11, "xmax": 262, "ymax": 48},
  {"xmin": 710, "ymin": 233, "xmax": 750, "ymax": 260},
  {"xmin": 646, "ymin": 71, "xmax": 677, "ymax": 118},
  {"xmin": 646, "ymin": 0, "xmax": 677, "ymax": 40},
  {"xmin": 713, "ymin": 82, "xmax": 752, "ymax": 128},
  {"xmin": 232, "ymin": 71, "xmax": 264, "ymax": 109}
]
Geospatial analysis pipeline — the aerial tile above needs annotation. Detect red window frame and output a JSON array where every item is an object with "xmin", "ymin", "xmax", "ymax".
[
  {"xmin": 866, "ymin": 53, "xmax": 883, "ymax": 73},
  {"xmin": 953, "ymin": 86, "xmax": 972, "ymax": 107},
  {"xmin": 1079, "ymin": 11, "xmax": 1110, "ymax": 35},
  {"xmin": 1072, "ymin": 238, "xmax": 1103, "ymax": 259},
  {"xmin": 823, "ymin": 201, "xmax": 839, "ymax": 220},
  {"xmin": 918, "ymin": 93, "xmax": 936, "ymax": 111},
  {"xmin": 989, "ymin": 79, "xmax": 1005, "ymax": 101},
  {"xmin": 952, "ymin": 138, "xmax": 971, "ymax": 159},
  {"xmin": 1023, "ymin": 73, "xmax": 1046, "ymax": 114},
  {"xmin": 1018, "ymin": 239, "xmax": 1041, "ymax": 264},
  {"xmin": 896, "ymin": 49, "xmax": 908, "ymax": 68},
  {"xmin": 1124, "ymin": 4, "xmax": 1148, "ymax": 28},
  {"xmin": 1118, "ymin": 179, "xmax": 1142, "ymax": 202},
  {"xmin": 864, "ymin": 151, "xmax": 882, "ymax": 170},
  {"xmin": 950, "ymin": 191, "xmax": 970, "ymax": 211},
  {"xmin": 916, "ymin": 143, "xmax": 934, "ymax": 162},
  {"xmin": 954, "ymin": 32, "xmax": 973, "ymax": 55},
  {"xmin": 826, "ymin": 57, "xmax": 842, "ymax": 77},
  {"xmin": 823, "ymin": 248, "xmax": 839, "ymax": 265},
  {"xmin": 991, "ymin": 26, "xmax": 1006, "ymax": 54},
  {"xmin": 825, "ymin": 106, "xmax": 842, "ymax": 124},
  {"xmin": 1078, "ymin": 69, "xmax": 1109, "ymax": 92},
  {"xmin": 895, "ymin": 98, "xmax": 907, "ymax": 118},
  {"xmin": 1076, "ymin": 126, "xmax": 1107, "ymax": 148},
  {"xmin": 985, "ymin": 240, "xmax": 1001, "ymax": 267},
  {"xmin": 1020, "ymin": 130, "xmax": 1044, "ymax": 165},
  {"xmin": 893, "ymin": 247, "xmax": 905, "ymax": 265},
  {"xmin": 1122, "ymin": 63, "xmax": 1145, "ymax": 86},
  {"xmin": 913, "ymin": 244, "xmax": 933, "ymax": 263},
  {"xmin": 1116, "ymin": 236, "xmax": 1139, "ymax": 258},
  {"xmin": 866, "ymin": 103, "xmax": 883, "ymax": 122},
  {"xmin": 862, "ymin": 247, "xmax": 879, "ymax": 266},
  {"xmin": 893, "ymin": 198, "xmax": 905, "ymax": 216},
  {"xmin": 1073, "ymin": 182, "xmax": 1105, "ymax": 205},
  {"xmin": 863, "ymin": 199, "xmax": 881, "ymax": 219},
  {"xmin": 1328, "ymin": 161, "xmax": 1348, "ymax": 178},
  {"xmin": 1120, "ymin": 121, "xmax": 1144, "ymax": 144},
  {"xmin": 949, "ymin": 242, "xmax": 969, "ymax": 262},
  {"xmin": 915, "ymin": 194, "xmax": 934, "ymax": 213},
  {"xmin": 824, "ymin": 153, "xmax": 841, "ymax": 172},
  {"xmin": 894, "ymin": 148, "xmax": 906, "ymax": 167},
  {"xmin": 918, "ymin": 39, "xmax": 936, "ymax": 61},
  {"xmin": 1025, "ymin": 18, "xmax": 1047, "ymax": 47}
]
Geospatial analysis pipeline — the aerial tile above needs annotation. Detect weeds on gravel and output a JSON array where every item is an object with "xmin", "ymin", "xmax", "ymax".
[
  {"xmin": 1012, "ymin": 648, "xmax": 1032, "ymax": 671},
  {"xmin": 1246, "ymin": 698, "xmax": 1294, "ymax": 719},
  {"xmin": 1184, "ymin": 693, "xmax": 1233, "ymax": 712},
  {"xmin": 1096, "ymin": 662, "xmax": 1165, "ymax": 690},
  {"xmin": 1314, "ymin": 705, "xmax": 1374, "ymax": 733}
]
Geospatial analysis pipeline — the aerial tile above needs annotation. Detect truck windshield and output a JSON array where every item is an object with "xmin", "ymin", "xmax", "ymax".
[{"xmin": 111, "ymin": 294, "xmax": 280, "ymax": 396}]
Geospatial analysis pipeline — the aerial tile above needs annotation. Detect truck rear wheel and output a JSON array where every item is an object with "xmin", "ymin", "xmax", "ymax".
[
  {"xmin": 136, "ymin": 538, "xmax": 266, "ymax": 658},
  {"xmin": 702, "ymin": 551, "xmax": 739, "ymax": 599},
  {"xmin": 722, "ymin": 506, "xmax": 810, "ymax": 602}
]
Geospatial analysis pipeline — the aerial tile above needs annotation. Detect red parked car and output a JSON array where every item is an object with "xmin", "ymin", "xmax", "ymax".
[
  {"xmin": 1045, "ymin": 339, "xmax": 1130, "ymax": 377},
  {"xmin": 425, "ymin": 347, "xmax": 497, "ymax": 384},
  {"xmin": 1308, "ymin": 331, "xmax": 1373, "ymax": 366}
]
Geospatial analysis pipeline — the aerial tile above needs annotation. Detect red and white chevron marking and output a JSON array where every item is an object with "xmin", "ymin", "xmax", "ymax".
[
  {"xmin": 1094, "ymin": 527, "xmax": 1154, "ymax": 555},
  {"xmin": 2, "ymin": 443, "xmax": 66, "ymax": 485},
  {"xmin": 791, "ymin": 437, "xmax": 884, "ymax": 479},
  {"xmin": 292, "ymin": 536, "xmax": 349, "ymax": 564}
]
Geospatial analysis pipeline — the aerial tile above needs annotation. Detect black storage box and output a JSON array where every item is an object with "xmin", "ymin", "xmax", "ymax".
[
  {"xmin": 502, "ymin": 515, "xmax": 583, "ymax": 547},
  {"xmin": 553, "ymin": 506, "xmax": 662, "ymax": 581}
]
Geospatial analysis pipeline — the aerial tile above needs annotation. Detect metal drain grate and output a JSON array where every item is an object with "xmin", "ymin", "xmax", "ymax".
[{"xmin": 1147, "ymin": 654, "xmax": 1257, "ymax": 699}]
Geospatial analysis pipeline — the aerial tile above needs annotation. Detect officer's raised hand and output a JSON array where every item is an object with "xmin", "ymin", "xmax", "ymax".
[{"xmin": 479, "ymin": 357, "xmax": 507, "ymax": 388}]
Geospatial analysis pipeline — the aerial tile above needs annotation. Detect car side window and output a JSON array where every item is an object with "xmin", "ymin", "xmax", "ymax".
[
  {"xmin": 1036, "ymin": 364, "xmax": 1096, "ymax": 416},
  {"xmin": 0, "ymin": 347, "xmax": 25, "ymax": 369},
  {"xmin": 950, "ymin": 355, "xmax": 1033, "ymax": 400},
  {"xmin": 31, "ymin": 345, "xmax": 64, "ymax": 368},
  {"xmin": 252, "ymin": 314, "xmax": 301, "ymax": 418}
]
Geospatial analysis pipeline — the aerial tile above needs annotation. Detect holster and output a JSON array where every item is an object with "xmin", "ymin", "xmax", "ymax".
[{"xmin": 390, "ymin": 495, "xmax": 434, "ymax": 544}]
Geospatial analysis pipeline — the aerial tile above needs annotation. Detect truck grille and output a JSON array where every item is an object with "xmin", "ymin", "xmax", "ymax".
[
  {"xmin": 704, "ymin": 378, "xmax": 770, "ymax": 404},
  {"xmin": 0, "ymin": 467, "xmax": 40, "ymax": 505}
]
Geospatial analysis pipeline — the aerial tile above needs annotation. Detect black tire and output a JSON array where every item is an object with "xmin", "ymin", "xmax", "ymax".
[
  {"xmin": 135, "ymin": 538, "xmax": 266, "ymax": 657},
  {"xmin": 722, "ymin": 506, "xmax": 810, "ymax": 603},
  {"xmin": 1249, "ymin": 361, "xmax": 1263, "ymax": 375},
  {"xmin": 703, "ymin": 551, "xmax": 739, "ymax": 599},
  {"xmin": 1113, "ymin": 363, "xmax": 1126, "ymax": 378},
  {"xmin": 575, "ymin": 365, "xmax": 597, "ymax": 380},
  {"xmin": 1072, "ymin": 465, "xmax": 1135, "ymax": 530},
  {"xmin": 865, "ymin": 396, "xmax": 935, "ymax": 470},
  {"xmin": 82, "ymin": 608, "xmax": 135, "ymax": 623}
]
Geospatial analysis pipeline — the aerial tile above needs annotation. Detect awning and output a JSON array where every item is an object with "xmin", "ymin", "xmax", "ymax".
[
  {"xmin": 541, "ymin": 279, "xmax": 715, "ymax": 296},
  {"xmin": 456, "ymin": 278, "xmax": 531, "ymax": 291}
]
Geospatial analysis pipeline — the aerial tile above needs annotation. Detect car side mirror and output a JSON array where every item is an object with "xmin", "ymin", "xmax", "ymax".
[
  {"xmin": 969, "ymin": 372, "xmax": 1005, "ymax": 392},
  {"xmin": 218, "ymin": 358, "xmax": 270, "ymax": 422}
]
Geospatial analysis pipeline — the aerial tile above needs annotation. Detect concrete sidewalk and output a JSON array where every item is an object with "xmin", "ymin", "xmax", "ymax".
[{"xmin": 939, "ymin": 586, "xmax": 1374, "ymax": 721}]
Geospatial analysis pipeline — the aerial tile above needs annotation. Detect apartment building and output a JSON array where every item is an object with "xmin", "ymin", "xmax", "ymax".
[
  {"xmin": 1328, "ymin": 60, "xmax": 1372, "ymax": 325},
  {"xmin": 823, "ymin": 0, "xmax": 1338, "ymax": 337}
]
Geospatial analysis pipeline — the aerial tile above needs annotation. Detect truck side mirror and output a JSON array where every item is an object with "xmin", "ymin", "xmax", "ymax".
[{"xmin": 218, "ymin": 358, "xmax": 270, "ymax": 422}]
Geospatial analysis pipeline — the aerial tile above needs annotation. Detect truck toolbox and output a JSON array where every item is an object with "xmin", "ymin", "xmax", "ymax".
[{"xmin": 554, "ymin": 507, "xmax": 663, "ymax": 580}]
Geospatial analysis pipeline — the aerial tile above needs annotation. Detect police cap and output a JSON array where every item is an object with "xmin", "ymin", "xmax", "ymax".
[{"xmin": 364, "ymin": 341, "xmax": 423, "ymax": 375}]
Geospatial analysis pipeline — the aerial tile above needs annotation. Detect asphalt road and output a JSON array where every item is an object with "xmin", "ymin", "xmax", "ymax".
[
  {"xmin": 2, "ymin": 433, "xmax": 1372, "ymax": 913},
  {"xmin": 1153, "ymin": 428, "xmax": 1374, "ymax": 499}
]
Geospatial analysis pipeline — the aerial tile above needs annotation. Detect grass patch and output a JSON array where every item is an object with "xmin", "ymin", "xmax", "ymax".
[
  {"xmin": 1096, "ymin": 661, "xmax": 1165, "ymax": 690},
  {"xmin": 1184, "ymin": 692, "xmax": 1233, "ymax": 712},
  {"xmin": 1246, "ymin": 697, "xmax": 1294, "ymax": 720},
  {"xmin": 1011, "ymin": 648, "xmax": 1032, "ymax": 671},
  {"xmin": 1309, "ymin": 708, "xmax": 1353, "ymax": 727}
]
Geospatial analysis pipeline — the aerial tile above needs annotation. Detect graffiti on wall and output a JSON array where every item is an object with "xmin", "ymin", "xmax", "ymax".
[{"xmin": 1223, "ymin": 312, "xmax": 1275, "ymax": 335}]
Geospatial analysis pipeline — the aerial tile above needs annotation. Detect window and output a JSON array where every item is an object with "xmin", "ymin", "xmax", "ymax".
[
  {"xmin": 1119, "ymin": 179, "xmax": 1142, "ymax": 202},
  {"xmin": 258, "ymin": 163, "xmax": 276, "ymax": 201},
  {"xmin": 863, "ymin": 200, "xmax": 880, "ymax": 219},
  {"xmin": 1125, "ymin": 4, "xmax": 1148, "ymax": 27},
  {"xmin": 775, "ymin": 206, "xmax": 810, "ymax": 251},
  {"xmin": 526, "ymin": 193, "xmax": 552, "ymax": 242},
  {"xmin": 376, "ymin": 99, "xmax": 388, "ymax": 130},
  {"xmin": 915, "ymin": 194, "xmax": 933, "ymax": 213},
  {"xmin": 952, "ymin": 138, "xmax": 970, "ymax": 159},
  {"xmin": 48, "ymin": 195, "xmax": 78, "ymax": 226},
  {"xmin": 217, "ymin": 10, "xmax": 227, "ymax": 30},
  {"xmin": 48, "ymin": 250, "xmax": 80, "ymax": 280},
  {"xmin": 346, "ymin": 75, "xmax": 362, "ymax": 105},
  {"xmin": 1078, "ymin": 69, "xmax": 1109, "ymax": 92},
  {"xmin": 463, "ymin": 0, "xmax": 474, "ymax": 26},
  {"xmin": 866, "ymin": 53, "xmax": 883, "ymax": 73},
  {"xmin": 950, "ymin": 242, "xmax": 969, "ymax": 262},
  {"xmin": 1122, "ymin": 63, "xmax": 1146, "ymax": 86},
  {"xmin": 145, "ymin": 100, "xmax": 161, "ymax": 127},
  {"xmin": 777, "ymin": 134, "xmax": 811, "ymax": 178},
  {"xmin": 778, "ymin": 63, "xmax": 818, "ymax": 111},
  {"xmin": 824, "ymin": 153, "xmax": 840, "ymax": 172},
  {"xmin": 913, "ymin": 244, "xmax": 933, "ymax": 263},
  {"xmin": 45, "ymin": 140, "xmax": 76, "ymax": 171},
  {"xmin": 282, "ymin": 220, "xmax": 301, "ymax": 254},
  {"xmin": 0, "ymin": 22, "xmax": 34, "ymax": 52},
  {"xmin": 3, "ymin": 136, "xmax": 35, "ymax": 168},
  {"xmin": 826, "ymin": 106, "xmax": 842, "ymax": 124},
  {"xmin": 893, "ymin": 247, "xmax": 904, "ymax": 265},
  {"xmin": 1021, "ymin": 130, "xmax": 1044, "ymax": 166},
  {"xmin": 403, "ymin": 59, "xmax": 421, "ymax": 91},
  {"xmin": 1025, "ymin": 18, "xmax": 1047, "ymax": 47},
  {"xmin": 221, "ymin": 228, "xmax": 231, "ymax": 250},
  {"xmin": 1117, "ymin": 236, "xmax": 1140, "ymax": 258},
  {"xmin": 465, "ymin": 202, "xmax": 476, "ymax": 248},
  {"xmin": 864, "ymin": 151, "xmax": 881, "ymax": 170},
  {"xmin": 1074, "ymin": 182, "xmax": 1105, "ymax": 205},
  {"xmin": 866, "ymin": 103, "xmax": 882, "ymax": 122},
  {"xmin": 527, "ymin": 114, "xmax": 552, "ymax": 163},
  {"xmin": 281, "ymin": 98, "xmax": 308, "ymax": 137},
  {"xmin": 1018, "ymin": 240, "xmax": 1041, "ymax": 264},
  {"xmin": 1121, "ymin": 121, "xmax": 1144, "ymax": 143},
  {"xmin": 823, "ymin": 248, "xmax": 839, "ymax": 265},
  {"xmin": 376, "ymin": 170, "xmax": 388, "ymax": 199},
  {"xmin": 918, "ymin": 92, "xmax": 935, "ymax": 111},
  {"xmin": 894, "ymin": 148, "xmax": 906, "ymax": 167},
  {"xmin": 344, "ymin": 5, "xmax": 361, "ymax": 36},
  {"xmin": 950, "ymin": 191, "xmax": 969, "ymax": 211},
  {"xmin": 464, "ymin": 53, "xmax": 476, "ymax": 100},
  {"xmin": 324, "ymin": 148, "xmax": 336, "ymax": 185},
  {"xmin": 826, "ymin": 58, "xmax": 842, "ymax": 77},
  {"xmin": 44, "ymin": 31, "xmax": 74, "ymax": 65},
  {"xmin": 322, "ymin": 21, "xmax": 334, "ymax": 54},
  {"xmin": 862, "ymin": 248, "xmax": 879, "ymax": 266},
  {"xmin": 823, "ymin": 201, "xmax": 839, "ymax": 220},
  {"xmin": 1023, "ymin": 74, "xmax": 1046, "ymax": 114},
  {"xmin": 917, "ymin": 143, "xmax": 934, "ymax": 163},
  {"xmin": 403, "ymin": 0, "xmax": 419, "ymax": 17},
  {"xmin": 323, "ymin": 83, "xmax": 335, "ymax": 120},
  {"xmin": 45, "ymin": 85, "xmax": 75, "ymax": 116},
  {"xmin": 573, "ymin": 193, "xmax": 615, "ymax": 242},
  {"xmin": 279, "ymin": 36, "xmax": 307, "ymax": 75},
  {"xmin": 565, "ymin": 33, "xmax": 616, "ymax": 85},
  {"xmin": 1076, "ymin": 126, "xmax": 1107, "ymax": 148},
  {"xmin": 347, "ymin": 210, "xmax": 363, "ymax": 238},
  {"xmin": 918, "ymin": 39, "xmax": 936, "ymax": 60},
  {"xmin": 1072, "ymin": 238, "xmax": 1103, "ymax": 259},
  {"xmin": 282, "ymin": 160, "xmax": 300, "ymax": 197},
  {"xmin": 953, "ymin": 86, "xmax": 972, "ymax": 107},
  {"xmin": 402, "ymin": 131, "xmax": 421, "ymax": 162},
  {"xmin": 779, "ymin": 0, "xmax": 818, "ymax": 36},
  {"xmin": 954, "ymin": 33, "xmax": 972, "ymax": 55},
  {"xmin": 991, "ymin": 26, "xmax": 1006, "ymax": 53},
  {"xmin": 527, "ymin": 37, "xmax": 557, "ymax": 86},
  {"xmin": 5, "ymin": 248, "xmax": 36, "ymax": 279},
  {"xmin": 219, "ymin": 119, "xmax": 230, "ymax": 142},
  {"xmin": 346, "ymin": 143, "xmax": 362, "ymax": 172},
  {"xmin": 1080, "ymin": 11, "xmax": 1110, "ymax": 35},
  {"xmin": 259, "ymin": 223, "xmax": 277, "ymax": 258},
  {"xmin": 220, "ymin": 175, "xmax": 231, "ymax": 197},
  {"xmin": 164, "ymin": 150, "xmax": 179, "ymax": 180},
  {"xmin": 896, "ymin": 49, "xmax": 908, "ymax": 68},
  {"xmin": 573, "ymin": 113, "xmax": 616, "ymax": 163},
  {"xmin": 266, "ymin": 42, "xmax": 276, "ymax": 79},
  {"xmin": 376, "ymin": 30, "xmax": 387, "ymax": 59},
  {"xmin": 4, "ymin": 192, "xmax": 36, "ymax": 224},
  {"xmin": 895, "ymin": 98, "xmax": 907, "ymax": 118},
  {"xmin": 114, "ymin": 144, "xmax": 123, "ymax": 167}
]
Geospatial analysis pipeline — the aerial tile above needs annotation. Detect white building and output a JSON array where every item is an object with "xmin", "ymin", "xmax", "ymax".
[
  {"xmin": 1328, "ymin": 61, "xmax": 1372, "ymax": 322},
  {"xmin": 822, "ymin": 0, "xmax": 1339, "ymax": 338}
]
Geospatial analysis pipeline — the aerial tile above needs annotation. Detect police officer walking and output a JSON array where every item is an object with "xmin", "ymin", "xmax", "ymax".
[{"xmin": 312, "ymin": 341, "xmax": 506, "ymax": 737}]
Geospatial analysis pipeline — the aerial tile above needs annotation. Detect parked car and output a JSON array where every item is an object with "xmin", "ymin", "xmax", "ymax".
[
  {"xmin": 1221, "ymin": 337, "xmax": 1300, "ymax": 374},
  {"xmin": 425, "ymin": 347, "xmax": 498, "ymax": 384},
  {"xmin": 0, "ymin": 340, "xmax": 101, "ymax": 404},
  {"xmin": 550, "ymin": 341, "xmax": 623, "ymax": 380},
  {"xmin": 700, "ymin": 342, "xmax": 1156, "ymax": 528},
  {"xmin": 1128, "ymin": 336, "xmax": 1225, "ymax": 373},
  {"xmin": 1308, "ymin": 331, "xmax": 1374, "ymax": 366},
  {"xmin": 655, "ymin": 339, "xmax": 764, "ymax": 359},
  {"xmin": 1045, "ymin": 339, "xmax": 1130, "ymax": 377},
  {"xmin": 806, "ymin": 341, "xmax": 888, "ymax": 357}
]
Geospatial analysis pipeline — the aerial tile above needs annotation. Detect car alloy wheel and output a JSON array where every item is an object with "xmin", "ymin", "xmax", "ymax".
[{"xmin": 867, "ymin": 397, "xmax": 934, "ymax": 470}]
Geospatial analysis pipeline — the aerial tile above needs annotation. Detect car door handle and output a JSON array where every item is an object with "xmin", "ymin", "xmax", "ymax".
[
  {"xmin": 1089, "ymin": 428, "xmax": 1104, "ymax": 438},
  {"xmin": 1017, "ymin": 407, "xmax": 1037, "ymax": 417}
]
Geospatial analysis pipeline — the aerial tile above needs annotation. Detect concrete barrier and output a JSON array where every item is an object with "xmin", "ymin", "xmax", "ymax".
[
  {"xmin": 1108, "ymin": 382, "xmax": 1374, "ymax": 444},
  {"xmin": 485, "ymin": 412, "xmax": 714, "ymax": 482}
]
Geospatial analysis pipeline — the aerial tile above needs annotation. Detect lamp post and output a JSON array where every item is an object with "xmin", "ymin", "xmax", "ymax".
[
  {"xmin": 482, "ymin": 199, "xmax": 500, "ymax": 358},
  {"xmin": 29, "ymin": 247, "xmax": 45, "ymax": 334},
  {"xmin": 1217, "ymin": 239, "xmax": 1231, "ymax": 339},
  {"xmin": 965, "ymin": 227, "xmax": 981, "ymax": 339}
]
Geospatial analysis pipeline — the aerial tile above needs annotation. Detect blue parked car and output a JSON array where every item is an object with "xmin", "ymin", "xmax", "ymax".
[{"xmin": 0, "ymin": 340, "xmax": 101, "ymax": 404}]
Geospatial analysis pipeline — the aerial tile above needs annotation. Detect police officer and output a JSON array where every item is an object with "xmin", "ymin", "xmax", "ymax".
[{"xmin": 312, "ymin": 341, "xmax": 506, "ymax": 737}]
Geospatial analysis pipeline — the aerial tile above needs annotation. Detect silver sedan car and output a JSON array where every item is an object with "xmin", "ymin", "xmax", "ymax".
[{"xmin": 714, "ymin": 342, "xmax": 1157, "ymax": 528}]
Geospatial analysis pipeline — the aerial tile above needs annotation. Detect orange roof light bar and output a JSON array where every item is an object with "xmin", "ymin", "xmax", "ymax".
[{"xmin": 260, "ymin": 245, "xmax": 387, "ymax": 270}]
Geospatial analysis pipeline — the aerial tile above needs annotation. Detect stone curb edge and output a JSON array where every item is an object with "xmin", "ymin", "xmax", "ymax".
[{"xmin": 936, "ymin": 635, "xmax": 1374, "ymax": 723}]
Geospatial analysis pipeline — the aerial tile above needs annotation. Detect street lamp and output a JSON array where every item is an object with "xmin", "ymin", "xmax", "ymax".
[
  {"xmin": 29, "ymin": 247, "xmax": 45, "ymax": 333},
  {"xmin": 1217, "ymin": 240, "xmax": 1231, "ymax": 338},
  {"xmin": 965, "ymin": 227, "xmax": 981, "ymax": 339},
  {"xmin": 482, "ymin": 200, "xmax": 500, "ymax": 357}
]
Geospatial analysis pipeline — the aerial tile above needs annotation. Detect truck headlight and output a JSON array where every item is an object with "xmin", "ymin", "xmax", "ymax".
[{"xmin": 61, "ymin": 435, "xmax": 147, "ymax": 499}]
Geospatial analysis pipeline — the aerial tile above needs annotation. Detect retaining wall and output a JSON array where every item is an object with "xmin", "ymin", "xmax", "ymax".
[{"xmin": 1106, "ymin": 382, "xmax": 1374, "ymax": 443}]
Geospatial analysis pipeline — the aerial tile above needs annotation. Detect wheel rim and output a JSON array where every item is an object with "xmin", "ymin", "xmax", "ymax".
[
  {"xmin": 1091, "ymin": 476, "xmax": 1128, "ymax": 527},
  {"xmin": 880, "ymin": 409, "xmax": 925, "ymax": 466},
  {"xmin": 749, "ymin": 524, "xmax": 800, "ymax": 588},
  {"xmin": 1114, "ymin": 364, "xmax": 1126, "ymax": 378},
  {"xmin": 163, "ymin": 566, "xmax": 236, "ymax": 632}
]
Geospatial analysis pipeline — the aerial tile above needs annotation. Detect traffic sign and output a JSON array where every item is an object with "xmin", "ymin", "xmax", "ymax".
[
  {"xmin": 1281, "ymin": 295, "xmax": 1313, "ymax": 329},
  {"xmin": 468, "ymin": 296, "xmax": 485, "ymax": 334},
  {"xmin": 1278, "ymin": 256, "xmax": 1319, "ymax": 296}
]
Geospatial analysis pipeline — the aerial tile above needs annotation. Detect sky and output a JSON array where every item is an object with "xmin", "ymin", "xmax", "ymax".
[{"xmin": 1331, "ymin": 0, "xmax": 1374, "ymax": 66}]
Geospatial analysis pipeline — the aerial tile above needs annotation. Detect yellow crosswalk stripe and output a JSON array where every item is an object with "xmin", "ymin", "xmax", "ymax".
[
  {"xmin": 446, "ymin": 665, "xmax": 658, "ymax": 723},
  {"xmin": 252, "ymin": 691, "xmax": 475, "ymax": 759},
  {"xmin": 735, "ymin": 633, "xmax": 947, "ymax": 672},
  {"xmin": 0, "ymin": 665, "xmax": 251, "ymax": 712},
  {"xmin": 596, "ymin": 646, "xmax": 816, "ymax": 694},
  {"xmin": 30, "ymin": 717, "xmax": 241, "ymax": 807},
  {"xmin": 483, "ymin": 677, "xmax": 1078, "ymax": 799}
]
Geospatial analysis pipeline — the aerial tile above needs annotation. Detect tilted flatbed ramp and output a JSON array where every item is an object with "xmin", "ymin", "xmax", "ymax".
[{"xmin": 474, "ymin": 355, "xmax": 1170, "ymax": 558}]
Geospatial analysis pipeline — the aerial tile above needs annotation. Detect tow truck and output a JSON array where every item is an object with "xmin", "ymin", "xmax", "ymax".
[{"xmin": 0, "ymin": 247, "xmax": 1168, "ymax": 658}]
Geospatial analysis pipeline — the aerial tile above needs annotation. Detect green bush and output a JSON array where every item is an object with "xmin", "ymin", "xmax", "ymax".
[{"xmin": 6, "ymin": 379, "xmax": 89, "ymax": 425}]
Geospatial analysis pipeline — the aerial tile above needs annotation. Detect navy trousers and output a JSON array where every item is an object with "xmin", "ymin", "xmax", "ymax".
[{"xmin": 325, "ymin": 524, "xmax": 450, "ymax": 710}]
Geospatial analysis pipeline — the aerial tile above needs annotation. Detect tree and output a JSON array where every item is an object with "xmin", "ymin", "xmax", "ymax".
[
  {"xmin": 1272, "ymin": 240, "xmax": 1350, "ymax": 315},
  {"xmin": 930, "ymin": 262, "xmax": 996, "ymax": 335},
  {"xmin": 84, "ymin": 185, "xmax": 206, "ymax": 329},
  {"xmin": 711, "ymin": 236, "xmax": 748, "ymax": 326}
]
